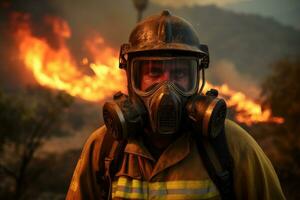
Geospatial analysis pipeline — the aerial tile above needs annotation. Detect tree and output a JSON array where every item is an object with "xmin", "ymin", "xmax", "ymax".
[
  {"xmin": 0, "ymin": 86, "xmax": 73, "ymax": 200},
  {"xmin": 262, "ymin": 58, "xmax": 300, "ymax": 131},
  {"xmin": 261, "ymin": 58, "xmax": 300, "ymax": 199}
]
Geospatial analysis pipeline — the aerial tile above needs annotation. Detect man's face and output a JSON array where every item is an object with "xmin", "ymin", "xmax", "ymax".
[
  {"xmin": 132, "ymin": 58, "xmax": 198, "ymax": 93},
  {"xmin": 140, "ymin": 60, "xmax": 190, "ymax": 91}
]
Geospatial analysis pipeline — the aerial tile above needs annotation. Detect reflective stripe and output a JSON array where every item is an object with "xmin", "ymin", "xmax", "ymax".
[{"xmin": 112, "ymin": 177, "xmax": 219, "ymax": 199}]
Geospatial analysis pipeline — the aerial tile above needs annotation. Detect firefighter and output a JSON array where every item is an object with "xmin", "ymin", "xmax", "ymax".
[{"xmin": 66, "ymin": 10, "xmax": 285, "ymax": 200}]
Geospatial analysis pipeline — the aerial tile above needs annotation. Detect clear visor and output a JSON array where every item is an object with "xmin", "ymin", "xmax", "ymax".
[{"xmin": 132, "ymin": 57, "xmax": 198, "ymax": 94}]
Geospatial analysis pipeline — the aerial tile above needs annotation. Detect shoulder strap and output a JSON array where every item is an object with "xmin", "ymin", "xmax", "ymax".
[
  {"xmin": 97, "ymin": 130, "xmax": 127, "ymax": 200},
  {"xmin": 194, "ymin": 127, "xmax": 236, "ymax": 200}
]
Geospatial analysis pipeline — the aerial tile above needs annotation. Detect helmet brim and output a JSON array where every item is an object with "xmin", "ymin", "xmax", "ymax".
[{"xmin": 126, "ymin": 43, "xmax": 208, "ymax": 57}]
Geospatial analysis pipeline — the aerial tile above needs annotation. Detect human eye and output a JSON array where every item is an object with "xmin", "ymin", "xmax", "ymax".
[
  {"xmin": 173, "ymin": 68, "xmax": 187, "ymax": 80},
  {"xmin": 149, "ymin": 66, "xmax": 163, "ymax": 78}
]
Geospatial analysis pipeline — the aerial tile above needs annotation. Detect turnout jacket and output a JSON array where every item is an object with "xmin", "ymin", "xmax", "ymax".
[{"xmin": 66, "ymin": 119, "xmax": 285, "ymax": 200}]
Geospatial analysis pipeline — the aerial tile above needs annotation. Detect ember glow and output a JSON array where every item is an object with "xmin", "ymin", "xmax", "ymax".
[{"xmin": 12, "ymin": 13, "xmax": 283, "ymax": 125}]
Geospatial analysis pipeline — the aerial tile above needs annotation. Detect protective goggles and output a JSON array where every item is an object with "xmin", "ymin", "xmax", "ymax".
[{"xmin": 131, "ymin": 57, "xmax": 199, "ymax": 95}]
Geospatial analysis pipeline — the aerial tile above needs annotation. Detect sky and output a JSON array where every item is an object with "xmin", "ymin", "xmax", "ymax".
[{"xmin": 150, "ymin": 0, "xmax": 300, "ymax": 29}]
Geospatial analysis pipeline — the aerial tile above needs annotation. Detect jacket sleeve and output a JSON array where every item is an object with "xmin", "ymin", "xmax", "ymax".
[
  {"xmin": 66, "ymin": 126, "xmax": 107, "ymax": 200},
  {"xmin": 225, "ymin": 119, "xmax": 286, "ymax": 200}
]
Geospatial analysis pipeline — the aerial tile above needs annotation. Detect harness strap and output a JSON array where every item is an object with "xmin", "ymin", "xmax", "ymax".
[
  {"xmin": 96, "ymin": 130, "xmax": 114, "ymax": 199},
  {"xmin": 194, "ymin": 127, "xmax": 235, "ymax": 200},
  {"xmin": 104, "ymin": 140, "xmax": 119, "ymax": 200},
  {"xmin": 97, "ymin": 130, "xmax": 127, "ymax": 200},
  {"xmin": 211, "ymin": 126, "xmax": 235, "ymax": 199}
]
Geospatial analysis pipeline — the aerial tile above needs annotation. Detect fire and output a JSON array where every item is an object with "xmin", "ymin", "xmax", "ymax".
[
  {"xmin": 204, "ymin": 83, "xmax": 284, "ymax": 125},
  {"xmin": 12, "ymin": 13, "xmax": 283, "ymax": 125},
  {"xmin": 12, "ymin": 13, "xmax": 126, "ymax": 102}
]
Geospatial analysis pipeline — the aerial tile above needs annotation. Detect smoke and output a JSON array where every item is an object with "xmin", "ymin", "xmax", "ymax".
[
  {"xmin": 0, "ymin": 0, "xmax": 63, "ymax": 90},
  {"xmin": 150, "ymin": 0, "xmax": 251, "ymax": 8},
  {"xmin": 207, "ymin": 59, "xmax": 260, "ymax": 99},
  {"xmin": 50, "ymin": 0, "xmax": 136, "ymax": 49}
]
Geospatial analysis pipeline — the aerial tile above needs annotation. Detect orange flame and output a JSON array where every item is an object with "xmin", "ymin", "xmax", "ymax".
[
  {"xmin": 12, "ymin": 13, "xmax": 283, "ymax": 125},
  {"xmin": 204, "ymin": 83, "xmax": 284, "ymax": 125},
  {"xmin": 13, "ymin": 13, "xmax": 126, "ymax": 102}
]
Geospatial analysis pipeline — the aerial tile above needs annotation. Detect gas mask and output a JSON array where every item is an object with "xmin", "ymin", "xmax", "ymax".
[{"xmin": 103, "ymin": 55, "xmax": 227, "ymax": 140}]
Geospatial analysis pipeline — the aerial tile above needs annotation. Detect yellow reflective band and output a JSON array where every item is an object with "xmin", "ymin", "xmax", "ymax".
[
  {"xmin": 149, "ymin": 179, "xmax": 214, "ymax": 190},
  {"xmin": 112, "ymin": 178, "xmax": 148, "ymax": 199},
  {"xmin": 148, "ymin": 193, "xmax": 218, "ymax": 200},
  {"xmin": 112, "ymin": 191, "xmax": 148, "ymax": 199},
  {"xmin": 116, "ymin": 176, "xmax": 148, "ymax": 188},
  {"xmin": 112, "ymin": 177, "xmax": 219, "ymax": 199}
]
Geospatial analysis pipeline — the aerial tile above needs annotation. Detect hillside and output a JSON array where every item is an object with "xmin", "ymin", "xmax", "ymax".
[{"xmin": 173, "ymin": 5, "xmax": 300, "ymax": 79}]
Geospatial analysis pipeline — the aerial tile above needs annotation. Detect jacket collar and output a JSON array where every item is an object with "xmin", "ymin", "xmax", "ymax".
[
  {"xmin": 124, "ymin": 137, "xmax": 156, "ymax": 161},
  {"xmin": 124, "ymin": 132, "xmax": 191, "ymax": 179},
  {"xmin": 150, "ymin": 132, "xmax": 191, "ymax": 178}
]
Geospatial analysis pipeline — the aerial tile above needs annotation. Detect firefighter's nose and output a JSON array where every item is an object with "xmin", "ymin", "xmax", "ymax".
[{"xmin": 161, "ymin": 70, "xmax": 170, "ymax": 81}]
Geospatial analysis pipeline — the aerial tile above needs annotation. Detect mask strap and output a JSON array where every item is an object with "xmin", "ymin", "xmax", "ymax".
[{"xmin": 198, "ymin": 68, "xmax": 206, "ymax": 94}]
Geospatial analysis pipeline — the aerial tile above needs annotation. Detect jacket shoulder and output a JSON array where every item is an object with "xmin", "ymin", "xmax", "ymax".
[
  {"xmin": 66, "ymin": 125, "xmax": 107, "ymax": 200},
  {"xmin": 224, "ymin": 119, "xmax": 260, "ymax": 156},
  {"xmin": 78, "ymin": 125, "xmax": 107, "ymax": 175},
  {"xmin": 224, "ymin": 119, "xmax": 285, "ymax": 199},
  {"xmin": 85, "ymin": 125, "xmax": 107, "ymax": 145}
]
